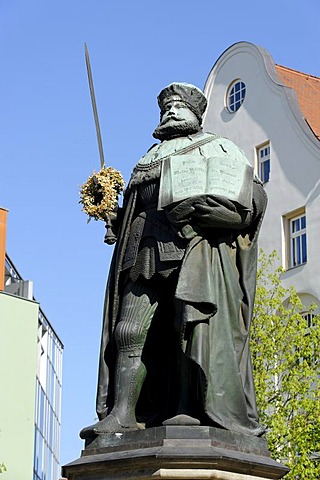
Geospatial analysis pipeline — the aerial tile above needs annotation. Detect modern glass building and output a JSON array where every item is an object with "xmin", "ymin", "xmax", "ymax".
[
  {"xmin": 34, "ymin": 309, "xmax": 63, "ymax": 480},
  {"xmin": 1, "ymin": 252, "xmax": 63, "ymax": 480}
]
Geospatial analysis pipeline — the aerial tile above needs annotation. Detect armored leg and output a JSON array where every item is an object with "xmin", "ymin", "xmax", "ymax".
[{"xmin": 93, "ymin": 279, "xmax": 160, "ymax": 433}]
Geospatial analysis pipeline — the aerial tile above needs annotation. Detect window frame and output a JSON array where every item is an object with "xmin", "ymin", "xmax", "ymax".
[
  {"xmin": 301, "ymin": 312, "xmax": 315, "ymax": 328},
  {"xmin": 256, "ymin": 142, "xmax": 271, "ymax": 184},
  {"xmin": 283, "ymin": 208, "xmax": 307, "ymax": 270},
  {"xmin": 226, "ymin": 79, "xmax": 246, "ymax": 113}
]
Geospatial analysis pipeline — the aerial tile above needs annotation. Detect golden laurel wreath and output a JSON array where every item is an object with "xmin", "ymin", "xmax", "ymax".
[{"xmin": 79, "ymin": 166, "xmax": 125, "ymax": 222}]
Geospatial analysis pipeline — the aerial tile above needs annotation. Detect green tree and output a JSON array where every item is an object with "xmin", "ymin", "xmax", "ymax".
[
  {"xmin": 251, "ymin": 251, "xmax": 320, "ymax": 479},
  {"xmin": 0, "ymin": 463, "xmax": 6, "ymax": 474}
]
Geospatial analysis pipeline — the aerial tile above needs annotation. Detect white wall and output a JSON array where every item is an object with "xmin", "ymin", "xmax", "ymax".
[{"xmin": 203, "ymin": 42, "xmax": 320, "ymax": 302}]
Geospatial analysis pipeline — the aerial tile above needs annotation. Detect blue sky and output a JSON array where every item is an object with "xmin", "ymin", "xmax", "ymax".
[{"xmin": 0, "ymin": 0, "xmax": 319, "ymax": 468}]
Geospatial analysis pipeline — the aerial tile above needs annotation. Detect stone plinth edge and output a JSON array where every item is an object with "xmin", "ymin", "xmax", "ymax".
[{"xmin": 62, "ymin": 426, "xmax": 289, "ymax": 480}]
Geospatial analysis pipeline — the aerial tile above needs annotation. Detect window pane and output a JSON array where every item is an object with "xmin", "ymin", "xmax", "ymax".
[
  {"xmin": 292, "ymin": 218, "xmax": 300, "ymax": 233},
  {"xmin": 227, "ymin": 81, "xmax": 246, "ymax": 112},
  {"xmin": 302, "ymin": 233, "xmax": 307, "ymax": 263},
  {"xmin": 306, "ymin": 314, "xmax": 314, "ymax": 327},
  {"xmin": 292, "ymin": 238, "xmax": 296, "ymax": 266},
  {"xmin": 301, "ymin": 216, "xmax": 306, "ymax": 229},
  {"xmin": 262, "ymin": 160, "xmax": 270, "ymax": 182},
  {"xmin": 296, "ymin": 236, "xmax": 301, "ymax": 265}
]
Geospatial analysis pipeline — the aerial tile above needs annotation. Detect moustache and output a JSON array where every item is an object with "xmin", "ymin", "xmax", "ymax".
[{"xmin": 161, "ymin": 115, "xmax": 183, "ymax": 125}]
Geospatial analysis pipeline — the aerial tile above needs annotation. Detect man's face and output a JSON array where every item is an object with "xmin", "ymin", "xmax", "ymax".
[
  {"xmin": 160, "ymin": 96, "xmax": 199, "ymax": 127},
  {"xmin": 153, "ymin": 95, "xmax": 201, "ymax": 141}
]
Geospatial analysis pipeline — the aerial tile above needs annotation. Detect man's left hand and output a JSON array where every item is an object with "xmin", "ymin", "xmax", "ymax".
[{"xmin": 192, "ymin": 195, "xmax": 251, "ymax": 229}]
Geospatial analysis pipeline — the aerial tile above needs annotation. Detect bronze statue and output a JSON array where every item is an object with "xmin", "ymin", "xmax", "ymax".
[{"xmin": 81, "ymin": 83, "xmax": 267, "ymax": 438}]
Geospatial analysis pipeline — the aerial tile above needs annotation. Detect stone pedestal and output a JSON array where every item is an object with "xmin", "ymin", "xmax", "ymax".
[{"xmin": 62, "ymin": 426, "xmax": 289, "ymax": 480}]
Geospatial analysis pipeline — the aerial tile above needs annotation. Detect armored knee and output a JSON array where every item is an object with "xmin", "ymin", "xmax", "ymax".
[{"xmin": 114, "ymin": 319, "xmax": 135, "ymax": 350}]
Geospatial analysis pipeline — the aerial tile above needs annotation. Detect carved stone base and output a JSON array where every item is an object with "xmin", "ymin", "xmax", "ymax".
[{"xmin": 62, "ymin": 426, "xmax": 289, "ymax": 480}]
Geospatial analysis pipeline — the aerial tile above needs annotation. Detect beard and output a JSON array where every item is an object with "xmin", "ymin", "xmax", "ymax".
[{"xmin": 153, "ymin": 118, "xmax": 201, "ymax": 141}]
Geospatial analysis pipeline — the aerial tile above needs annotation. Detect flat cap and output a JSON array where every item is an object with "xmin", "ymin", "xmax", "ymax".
[{"xmin": 157, "ymin": 82, "xmax": 207, "ymax": 121}]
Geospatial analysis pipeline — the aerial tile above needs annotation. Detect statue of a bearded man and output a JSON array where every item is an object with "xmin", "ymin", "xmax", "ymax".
[{"xmin": 81, "ymin": 83, "xmax": 267, "ymax": 439}]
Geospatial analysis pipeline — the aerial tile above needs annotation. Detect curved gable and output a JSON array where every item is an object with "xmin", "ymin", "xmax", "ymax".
[{"xmin": 203, "ymin": 41, "xmax": 319, "ymax": 151}]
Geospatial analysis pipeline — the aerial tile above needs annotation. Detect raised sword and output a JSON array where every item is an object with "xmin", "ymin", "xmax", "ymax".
[{"xmin": 84, "ymin": 43, "xmax": 105, "ymax": 169}]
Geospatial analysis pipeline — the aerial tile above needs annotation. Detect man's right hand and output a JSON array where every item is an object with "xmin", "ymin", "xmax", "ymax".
[
  {"xmin": 104, "ymin": 207, "xmax": 124, "ymax": 244},
  {"xmin": 104, "ymin": 227, "xmax": 117, "ymax": 245}
]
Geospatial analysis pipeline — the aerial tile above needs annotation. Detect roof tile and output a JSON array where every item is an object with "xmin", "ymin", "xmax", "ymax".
[{"xmin": 275, "ymin": 65, "xmax": 320, "ymax": 139}]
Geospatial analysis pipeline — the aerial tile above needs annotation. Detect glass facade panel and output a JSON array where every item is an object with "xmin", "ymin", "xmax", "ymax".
[
  {"xmin": 47, "ymin": 453, "xmax": 52, "ymax": 480},
  {"xmin": 34, "ymin": 311, "xmax": 63, "ymax": 480},
  {"xmin": 39, "ymin": 389, "xmax": 45, "ymax": 432}
]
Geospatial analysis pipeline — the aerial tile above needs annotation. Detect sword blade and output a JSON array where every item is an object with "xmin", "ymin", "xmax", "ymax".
[{"xmin": 84, "ymin": 43, "xmax": 105, "ymax": 169}]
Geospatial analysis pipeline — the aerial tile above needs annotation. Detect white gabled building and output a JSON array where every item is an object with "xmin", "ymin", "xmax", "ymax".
[{"xmin": 203, "ymin": 41, "xmax": 320, "ymax": 312}]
